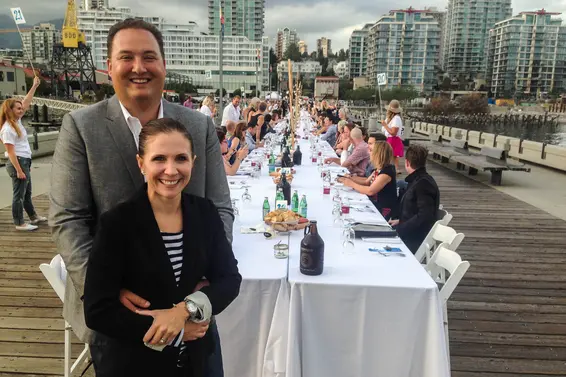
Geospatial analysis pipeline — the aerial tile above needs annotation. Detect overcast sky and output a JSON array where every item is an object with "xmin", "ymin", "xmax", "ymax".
[{"xmin": 4, "ymin": 0, "xmax": 566, "ymax": 52}]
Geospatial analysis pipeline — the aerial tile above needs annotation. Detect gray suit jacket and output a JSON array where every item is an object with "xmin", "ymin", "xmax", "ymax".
[{"xmin": 49, "ymin": 95, "xmax": 234, "ymax": 344}]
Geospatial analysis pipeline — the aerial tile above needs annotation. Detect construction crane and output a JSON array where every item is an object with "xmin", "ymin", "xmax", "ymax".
[
  {"xmin": 50, "ymin": 0, "xmax": 98, "ymax": 98},
  {"xmin": 62, "ymin": 0, "xmax": 86, "ymax": 48}
]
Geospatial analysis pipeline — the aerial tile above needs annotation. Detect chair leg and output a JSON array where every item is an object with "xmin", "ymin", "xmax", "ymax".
[
  {"xmin": 64, "ymin": 322, "xmax": 71, "ymax": 377},
  {"xmin": 444, "ymin": 305, "xmax": 451, "ymax": 372},
  {"xmin": 71, "ymin": 345, "xmax": 90, "ymax": 374}
]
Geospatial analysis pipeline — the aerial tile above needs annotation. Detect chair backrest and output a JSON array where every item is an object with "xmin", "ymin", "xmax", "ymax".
[
  {"xmin": 436, "ymin": 208, "xmax": 453, "ymax": 226},
  {"xmin": 414, "ymin": 223, "xmax": 465, "ymax": 264},
  {"xmin": 39, "ymin": 255, "xmax": 67, "ymax": 303},
  {"xmin": 426, "ymin": 244, "xmax": 470, "ymax": 303}
]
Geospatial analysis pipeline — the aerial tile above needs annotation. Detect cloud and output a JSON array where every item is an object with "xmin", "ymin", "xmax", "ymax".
[{"xmin": 3, "ymin": 0, "xmax": 566, "ymax": 53}]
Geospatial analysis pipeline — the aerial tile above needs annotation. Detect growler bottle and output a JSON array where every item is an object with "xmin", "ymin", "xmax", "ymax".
[
  {"xmin": 277, "ymin": 172, "xmax": 292, "ymax": 204},
  {"xmin": 293, "ymin": 145, "xmax": 302, "ymax": 165},
  {"xmin": 300, "ymin": 221, "xmax": 324, "ymax": 276}
]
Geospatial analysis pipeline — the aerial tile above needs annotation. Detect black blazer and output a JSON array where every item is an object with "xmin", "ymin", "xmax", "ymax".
[
  {"xmin": 396, "ymin": 168, "xmax": 440, "ymax": 253},
  {"xmin": 84, "ymin": 185, "xmax": 241, "ymax": 377}
]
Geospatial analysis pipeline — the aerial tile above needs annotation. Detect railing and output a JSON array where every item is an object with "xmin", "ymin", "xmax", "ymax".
[{"xmin": 11, "ymin": 96, "xmax": 87, "ymax": 112}]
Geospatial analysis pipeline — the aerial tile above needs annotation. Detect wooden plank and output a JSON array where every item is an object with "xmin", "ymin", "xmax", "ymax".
[
  {"xmin": 0, "ymin": 317, "xmax": 64, "ymax": 331},
  {"xmin": 0, "ymin": 329, "xmax": 81, "ymax": 344},
  {"xmin": 0, "ymin": 356, "xmax": 65, "ymax": 374},
  {"xmin": 451, "ymin": 356, "xmax": 566, "ymax": 375},
  {"xmin": 450, "ymin": 319, "xmax": 566, "ymax": 335},
  {"xmin": 449, "ymin": 310, "xmax": 566, "ymax": 324},
  {"xmin": 0, "ymin": 341, "xmax": 82, "ymax": 359},
  {"xmin": 449, "ymin": 330, "xmax": 566, "ymax": 347},
  {"xmin": 451, "ymin": 342, "xmax": 566, "ymax": 361}
]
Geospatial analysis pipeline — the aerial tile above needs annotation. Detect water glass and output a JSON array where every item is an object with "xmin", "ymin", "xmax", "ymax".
[
  {"xmin": 241, "ymin": 188, "xmax": 252, "ymax": 205},
  {"xmin": 342, "ymin": 223, "xmax": 355, "ymax": 251},
  {"xmin": 231, "ymin": 199, "xmax": 240, "ymax": 217},
  {"xmin": 273, "ymin": 243, "xmax": 289, "ymax": 259}
]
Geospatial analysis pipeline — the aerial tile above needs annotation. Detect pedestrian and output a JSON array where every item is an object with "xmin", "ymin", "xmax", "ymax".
[{"xmin": 0, "ymin": 76, "xmax": 47, "ymax": 231}]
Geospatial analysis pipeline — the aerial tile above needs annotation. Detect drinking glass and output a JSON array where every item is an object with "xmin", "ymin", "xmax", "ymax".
[
  {"xmin": 231, "ymin": 199, "xmax": 240, "ymax": 217},
  {"xmin": 342, "ymin": 223, "xmax": 355, "ymax": 251},
  {"xmin": 241, "ymin": 188, "xmax": 252, "ymax": 205}
]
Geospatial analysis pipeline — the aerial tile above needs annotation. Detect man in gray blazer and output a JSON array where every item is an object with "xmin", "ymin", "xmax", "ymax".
[{"xmin": 49, "ymin": 19, "xmax": 232, "ymax": 376}]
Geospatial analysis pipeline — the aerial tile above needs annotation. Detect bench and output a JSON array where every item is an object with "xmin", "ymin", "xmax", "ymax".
[
  {"xmin": 431, "ymin": 139, "xmax": 470, "ymax": 163},
  {"xmin": 451, "ymin": 147, "xmax": 529, "ymax": 185}
]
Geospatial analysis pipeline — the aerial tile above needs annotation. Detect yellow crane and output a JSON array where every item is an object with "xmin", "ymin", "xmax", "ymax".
[{"xmin": 62, "ymin": 0, "xmax": 86, "ymax": 48}]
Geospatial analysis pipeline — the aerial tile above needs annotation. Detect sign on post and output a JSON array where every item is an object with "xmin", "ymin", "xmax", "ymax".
[
  {"xmin": 10, "ymin": 8, "xmax": 26, "ymax": 24},
  {"xmin": 377, "ymin": 73, "xmax": 387, "ymax": 86},
  {"xmin": 240, "ymin": 86, "xmax": 245, "ymax": 93},
  {"xmin": 205, "ymin": 70, "xmax": 212, "ymax": 80}
]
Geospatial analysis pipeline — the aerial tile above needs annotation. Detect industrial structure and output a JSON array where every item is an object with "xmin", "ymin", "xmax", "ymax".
[{"xmin": 50, "ymin": 0, "xmax": 98, "ymax": 97}]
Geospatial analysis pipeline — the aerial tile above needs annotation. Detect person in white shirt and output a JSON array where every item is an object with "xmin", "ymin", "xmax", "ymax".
[
  {"xmin": 0, "ymin": 77, "xmax": 48, "ymax": 231},
  {"xmin": 199, "ymin": 95, "xmax": 216, "ymax": 122},
  {"xmin": 221, "ymin": 95, "xmax": 241, "ymax": 127},
  {"xmin": 381, "ymin": 99, "xmax": 405, "ymax": 174}
]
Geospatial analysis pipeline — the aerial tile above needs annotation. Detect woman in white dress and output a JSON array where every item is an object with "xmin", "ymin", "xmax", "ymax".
[
  {"xmin": 381, "ymin": 99, "xmax": 405, "ymax": 174},
  {"xmin": 199, "ymin": 96, "xmax": 216, "ymax": 123},
  {"xmin": 0, "ymin": 77, "xmax": 48, "ymax": 231}
]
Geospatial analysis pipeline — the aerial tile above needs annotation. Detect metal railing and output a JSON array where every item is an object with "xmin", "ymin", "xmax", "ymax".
[{"xmin": 11, "ymin": 96, "xmax": 87, "ymax": 112}]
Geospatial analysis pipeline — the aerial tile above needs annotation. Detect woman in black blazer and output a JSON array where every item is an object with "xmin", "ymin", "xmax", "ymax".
[{"xmin": 84, "ymin": 118, "xmax": 241, "ymax": 377}]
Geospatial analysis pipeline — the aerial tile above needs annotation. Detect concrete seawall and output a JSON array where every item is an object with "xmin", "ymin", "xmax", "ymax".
[{"xmin": 410, "ymin": 121, "xmax": 566, "ymax": 172}]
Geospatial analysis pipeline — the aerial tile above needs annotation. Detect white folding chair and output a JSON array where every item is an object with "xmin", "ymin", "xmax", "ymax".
[
  {"xmin": 40, "ymin": 255, "xmax": 90, "ymax": 377},
  {"xmin": 425, "ymin": 243, "xmax": 471, "ymax": 369},
  {"xmin": 414, "ymin": 223, "xmax": 465, "ymax": 264},
  {"xmin": 437, "ymin": 208, "xmax": 453, "ymax": 226}
]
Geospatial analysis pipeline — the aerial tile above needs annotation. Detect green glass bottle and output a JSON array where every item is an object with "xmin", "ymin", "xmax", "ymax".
[
  {"xmin": 299, "ymin": 195, "xmax": 307, "ymax": 218},
  {"xmin": 275, "ymin": 187, "xmax": 284, "ymax": 208},
  {"xmin": 291, "ymin": 190, "xmax": 299, "ymax": 213},
  {"xmin": 262, "ymin": 197, "xmax": 270, "ymax": 218}
]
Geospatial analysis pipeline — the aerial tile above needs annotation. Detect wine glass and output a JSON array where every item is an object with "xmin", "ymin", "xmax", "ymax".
[
  {"xmin": 342, "ymin": 223, "xmax": 355, "ymax": 252},
  {"xmin": 241, "ymin": 187, "xmax": 252, "ymax": 205},
  {"xmin": 231, "ymin": 199, "xmax": 240, "ymax": 217}
]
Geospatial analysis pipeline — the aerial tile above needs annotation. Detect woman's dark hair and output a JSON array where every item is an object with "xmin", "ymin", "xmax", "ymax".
[
  {"xmin": 216, "ymin": 127, "xmax": 226, "ymax": 143},
  {"xmin": 233, "ymin": 121, "xmax": 247, "ymax": 141},
  {"xmin": 259, "ymin": 102, "xmax": 268, "ymax": 112},
  {"xmin": 344, "ymin": 122, "xmax": 356, "ymax": 132},
  {"xmin": 264, "ymin": 114, "xmax": 272, "ymax": 124},
  {"xmin": 138, "ymin": 118, "xmax": 194, "ymax": 157}
]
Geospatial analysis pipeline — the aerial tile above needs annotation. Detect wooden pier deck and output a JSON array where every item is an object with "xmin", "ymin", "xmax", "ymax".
[{"xmin": 0, "ymin": 165, "xmax": 566, "ymax": 375}]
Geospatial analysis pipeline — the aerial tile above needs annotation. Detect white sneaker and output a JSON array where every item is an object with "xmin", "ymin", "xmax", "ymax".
[
  {"xmin": 30, "ymin": 216, "xmax": 47, "ymax": 225},
  {"xmin": 16, "ymin": 223, "xmax": 38, "ymax": 231}
]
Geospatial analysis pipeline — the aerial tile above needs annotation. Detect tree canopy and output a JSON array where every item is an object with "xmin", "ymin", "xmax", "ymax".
[{"xmin": 283, "ymin": 43, "xmax": 302, "ymax": 62}]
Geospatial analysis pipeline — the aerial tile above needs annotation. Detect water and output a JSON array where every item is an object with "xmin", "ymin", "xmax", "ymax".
[{"xmin": 449, "ymin": 120, "xmax": 566, "ymax": 147}]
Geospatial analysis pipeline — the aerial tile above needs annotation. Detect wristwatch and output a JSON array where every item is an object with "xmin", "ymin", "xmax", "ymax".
[{"xmin": 184, "ymin": 298, "xmax": 203, "ymax": 321}]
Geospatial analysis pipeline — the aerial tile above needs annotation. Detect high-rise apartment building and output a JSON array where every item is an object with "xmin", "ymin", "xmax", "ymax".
[
  {"xmin": 20, "ymin": 24, "xmax": 61, "ymax": 64},
  {"xmin": 366, "ymin": 8, "xmax": 441, "ymax": 92},
  {"xmin": 208, "ymin": 0, "xmax": 265, "ymax": 42},
  {"xmin": 487, "ymin": 9, "xmax": 566, "ymax": 98},
  {"xmin": 316, "ymin": 37, "xmax": 332, "ymax": 57},
  {"xmin": 80, "ymin": 0, "xmax": 109, "ymax": 10},
  {"xmin": 425, "ymin": 7, "xmax": 446, "ymax": 68},
  {"xmin": 348, "ymin": 23, "xmax": 373, "ymax": 78},
  {"xmin": 443, "ymin": 0, "xmax": 512, "ymax": 78},
  {"xmin": 275, "ymin": 27, "xmax": 299, "ymax": 60},
  {"xmin": 298, "ymin": 40, "xmax": 308, "ymax": 55},
  {"xmin": 78, "ymin": 7, "xmax": 269, "ymax": 93}
]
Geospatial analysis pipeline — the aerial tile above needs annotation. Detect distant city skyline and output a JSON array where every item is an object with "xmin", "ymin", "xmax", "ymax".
[{"xmin": 3, "ymin": 0, "xmax": 565, "ymax": 52}]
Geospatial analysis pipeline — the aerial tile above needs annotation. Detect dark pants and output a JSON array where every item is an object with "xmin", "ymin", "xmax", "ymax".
[
  {"xmin": 90, "ymin": 320, "xmax": 224, "ymax": 377},
  {"xmin": 6, "ymin": 157, "xmax": 37, "ymax": 225},
  {"xmin": 205, "ymin": 318, "xmax": 224, "ymax": 377}
]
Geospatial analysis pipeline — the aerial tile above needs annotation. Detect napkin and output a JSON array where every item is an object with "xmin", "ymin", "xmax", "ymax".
[{"xmin": 240, "ymin": 223, "xmax": 269, "ymax": 234}]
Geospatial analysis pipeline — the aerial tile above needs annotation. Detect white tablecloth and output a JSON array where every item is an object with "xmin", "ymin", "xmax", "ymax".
[{"xmin": 219, "ymin": 138, "xmax": 449, "ymax": 377}]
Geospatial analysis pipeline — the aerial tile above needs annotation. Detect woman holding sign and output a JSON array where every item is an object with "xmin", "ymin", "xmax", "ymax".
[{"xmin": 0, "ymin": 77, "xmax": 47, "ymax": 231}]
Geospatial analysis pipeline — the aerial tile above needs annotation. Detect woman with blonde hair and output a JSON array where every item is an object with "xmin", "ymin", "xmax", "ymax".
[
  {"xmin": 338, "ymin": 141, "xmax": 398, "ymax": 219},
  {"xmin": 243, "ymin": 97, "xmax": 260, "ymax": 123},
  {"xmin": 199, "ymin": 95, "xmax": 216, "ymax": 122},
  {"xmin": 334, "ymin": 120, "xmax": 347, "ymax": 149},
  {"xmin": 0, "ymin": 77, "xmax": 47, "ymax": 231},
  {"xmin": 381, "ymin": 99, "xmax": 405, "ymax": 174}
]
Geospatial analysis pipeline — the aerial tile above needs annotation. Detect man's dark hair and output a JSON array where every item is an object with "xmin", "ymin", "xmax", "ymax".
[
  {"xmin": 405, "ymin": 145, "xmax": 428, "ymax": 170},
  {"xmin": 264, "ymin": 114, "xmax": 272, "ymax": 124},
  {"xmin": 216, "ymin": 127, "xmax": 226, "ymax": 143},
  {"xmin": 369, "ymin": 132, "xmax": 388, "ymax": 142},
  {"xmin": 107, "ymin": 18, "xmax": 165, "ymax": 59}
]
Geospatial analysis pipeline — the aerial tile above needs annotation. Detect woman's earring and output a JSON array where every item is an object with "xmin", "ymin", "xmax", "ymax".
[{"xmin": 141, "ymin": 170, "xmax": 145, "ymax": 175}]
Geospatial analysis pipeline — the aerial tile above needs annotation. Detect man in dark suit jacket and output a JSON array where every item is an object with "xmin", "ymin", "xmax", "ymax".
[
  {"xmin": 49, "ymin": 19, "xmax": 232, "ymax": 376},
  {"xmin": 389, "ymin": 145, "xmax": 440, "ymax": 253}
]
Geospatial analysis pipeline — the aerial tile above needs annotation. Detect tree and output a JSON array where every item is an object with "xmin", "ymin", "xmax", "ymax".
[
  {"xmin": 455, "ymin": 94, "xmax": 489, "ymax": 114},
  {"xmin": 339, "ymin": 79, "xmax": 353, "ymax": 99},
  {"xmin": 380, "ymin": 87, "xmax": 419, "ymax": 102},
  {"xmin": 344, "ymin": 87, "xmax": 375, "ymax": 101},
  {"xmin": 283, "ymin": 43, "xmax": 302, "ymax": 62},
  {"xmin": 310, "ymin": 51, "xmax": 317, "ymax": 60},
  {"xmin": 423, "ymin": 97, "xmax": 456, "ymax": 115},
  {"xmin": 440, "ymin": 77, "xmax": 452, "ymax": 91},
  {"xmin": 215, "ymin": 88, "xmax": 227, "ymax": 97},
  {"xmin": 232, "ymin": 88, "xmax": 242, "ymax": 97},
  {"xmin": 251, "ymin": 89, "xmax": 260, "ymax": 97},
  {"xmin": 337, "ymin": 49, "xmax": 347, "ymax": 62},
  {"xmin": 322, "ymin": 68, "xmax": 335, "ymax": 77}
]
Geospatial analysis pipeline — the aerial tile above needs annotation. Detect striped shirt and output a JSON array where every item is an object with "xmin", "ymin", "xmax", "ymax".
[{"xmin": 162, "ymin": 232, "xmax": 185, "ymax": 350}]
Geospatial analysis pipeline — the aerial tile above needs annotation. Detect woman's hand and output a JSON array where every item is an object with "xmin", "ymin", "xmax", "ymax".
[
  {"xmin": 381, "ymin": 120, "xmax": 387, "ymax": 127},
  {"xmin": 236, "ymin": 145, "xmax": 249, "ymax": 161},
  {"xmin": 182, "ymin": 320, "xmax": 210, "ymax": 342},
  {"xmin": 388, "ymin": 219, "xmax": 400, "ymax": 227},
  {"xmin": 33, "ymin": 77, "xmax": 41, "ymax": 88},
  {"xmin": 137, "ymin": 304, "xmax": 188, "ymax": 345}
]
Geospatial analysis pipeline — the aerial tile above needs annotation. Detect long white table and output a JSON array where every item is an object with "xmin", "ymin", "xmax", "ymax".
[{"xmin": 218, "ymin": 136, "xmax": 450, "ymax": 377}]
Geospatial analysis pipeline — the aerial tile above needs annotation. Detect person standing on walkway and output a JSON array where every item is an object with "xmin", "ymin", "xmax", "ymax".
[
  {"xmin": 0, "ymin": 77, "xmax": 47, "ymax": 231},
  {"xmin": 220, "ymin": 95, "xmax": 241, "ymax": 128},
  {"xmin": 49, "ymin": 18, "xmax": 232, "ymax": 377},
  {"xmin": 381, "ymin": 99, "xmax": 405, "ymax": 175}
]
